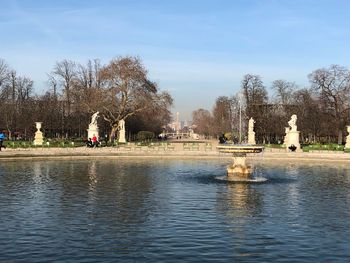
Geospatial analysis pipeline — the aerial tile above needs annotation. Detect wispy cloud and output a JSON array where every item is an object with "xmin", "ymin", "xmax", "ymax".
[{"xmin": 3, "ymin": 0, "xmax": 62, "ymax": 43}]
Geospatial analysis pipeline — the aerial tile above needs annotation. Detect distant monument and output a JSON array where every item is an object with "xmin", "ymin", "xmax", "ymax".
[
  {"xmin": 285, "ymin": 114, "xmax": 300, "ymax": 151},
  {"xmin": 247, "ymin": 117, "xmax": 256, "ymax": 145},
  {"xmin": 33, "ymin": 122, "xmax": 44, "ymax": 146},
  {"xmin": 176, "ymin": 112, "xmax": 180, "ymax": 135},
  {"xmin": 87, "ymin": 112, "xmax": 99, "ymax": 141},
  {"xmin": 345, "ymin": 125, "xmax": 350, "ymax": 149},
  {"xmin": 118, "ymin": 119, "xmax": 126, "ymax": 143}
]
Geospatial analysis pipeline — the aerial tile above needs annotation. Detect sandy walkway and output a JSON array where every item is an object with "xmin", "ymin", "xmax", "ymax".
[{"xmin": 0, "ymin": 146, "xmax": 349, "ymax": 163}]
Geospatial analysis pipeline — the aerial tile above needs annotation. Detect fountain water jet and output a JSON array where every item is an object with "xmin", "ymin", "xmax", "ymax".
[{"xmin": 217, "ymin": 144, "xmax": 265, "ymax": 182}]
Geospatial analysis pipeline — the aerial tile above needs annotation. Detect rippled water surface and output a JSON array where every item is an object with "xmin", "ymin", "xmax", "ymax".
[{"xmin": 0, "ymin": 159, "xmax": 350, "ymax": 262}]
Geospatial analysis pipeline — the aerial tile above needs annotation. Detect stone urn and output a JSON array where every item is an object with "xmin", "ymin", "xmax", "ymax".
[{"xmin": 34, "ymin": 122, "xmax": 44, "ymax": 146}]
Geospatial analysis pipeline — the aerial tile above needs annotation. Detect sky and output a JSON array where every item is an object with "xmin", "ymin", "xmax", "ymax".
[{"xmin": 1, "ymin": 0, "xmax": 350, "ymax": 121}]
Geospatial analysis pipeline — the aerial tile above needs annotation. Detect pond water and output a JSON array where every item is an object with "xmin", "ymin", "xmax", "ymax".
[{"xmin": 0, "ymin": 159, "xmax": 350, "ymax": 262}]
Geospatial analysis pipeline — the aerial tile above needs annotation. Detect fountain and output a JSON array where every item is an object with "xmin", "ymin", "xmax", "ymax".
[
  {"xmin": 217, "ymin": 144, "xmax": 265, "ymax": 182},
  {"xmin": 217, "ymin": 112, "xmax": 264, "ymax": 182}
]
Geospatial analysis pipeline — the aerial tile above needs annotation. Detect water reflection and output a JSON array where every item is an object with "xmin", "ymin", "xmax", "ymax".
[
  {"xmin": 0, "ymin": 160, "xmax": 350, "ymax": 262},
  {"xmin": 218, "ymin": 183, "xmax": 263, "ymax": 223},
  {"xmin": 0, "ymin": 160, "xmax": 160, "ymax": 258}
]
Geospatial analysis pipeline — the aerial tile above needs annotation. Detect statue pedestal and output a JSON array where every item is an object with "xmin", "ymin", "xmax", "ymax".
[
  {"xmin": 286, "ymin": 131, "xmax": 300, "ymax": 151},
  {"xmin": 87, "ymin": 124, "xmax": 99, "ymax": 141},
  {"xmin": 118, "ymin": 129, "xmax": 126, "ymax": 143},
  {"xmin": 345, "ymin": 136, "xmax": 350, "ymax": 149},
  {"xmin": 248, "ymin": 131, "xmax": 256, "ymax": 145},
  {"xmin": 33, "ymin": 122, "xmax": 44, "ymax": 146},
  {"xmin": 34, "ymin": 131, "xmax": 44, "ymax": 146},
  {"xmin": 346, "ymin": 139, "xmax": 350, "ymax": 149}
]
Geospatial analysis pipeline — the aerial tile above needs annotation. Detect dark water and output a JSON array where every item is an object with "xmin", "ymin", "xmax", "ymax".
[{"xmin": 0, "ymin": 159, "xmax": 350, "ymax": 262}]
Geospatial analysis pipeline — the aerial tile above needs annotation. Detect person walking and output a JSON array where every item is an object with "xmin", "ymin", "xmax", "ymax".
[{"xmin": 0, "ymin": 132, "xmax": 5, "ymax": 151}]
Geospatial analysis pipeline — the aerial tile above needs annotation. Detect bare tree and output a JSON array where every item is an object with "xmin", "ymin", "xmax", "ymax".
[
  {"xmin": 292, "ymin": 88, "xmax": 321, "ymax": 142},
  {"xmin": 271, "ymin": 79, "xmax": 296, "ymax": 105},
  {"xmin": 0, "ymin": 67, "xmax": 35, "ymax": 139},
  {"xmin": 72, "ymin": 59, "xmax": 103, "ymax": 113},
  {"xmin": 192, "ymin": 109, "xmax": 213, "ymax": 138},
  {"xmin": 52, "ymin": 60, "xmax": 76, "ymax": 115},
  {"xmin": 16, "ymin": 76, "xmax": 33, "ymax": 101},
  {"xmin": 309, "ymin": 65, "xmax": 350, "ymax": 144},
  {"xmin": 212, "ymin": 96, "xmax": 233, "ymax": 136},
  {"xmin": 241, "ymin": 74, "xmax": 268, "ymax": 142},
  {"xmin": 127, "ymin": 91, "xmax": 173, "ymax": 136},
  {"xmin": 97, "ymin": 56, "xmax": 172, "ymax": 140},
  {"xmin": 47, "ymin": 74, "xmax": 58, "ymax": 97},
  {"xmin": 0, "ymin": 59, "xmax": 9, "ymax": 88},
  {"xmin": 241, "ymin": 74, "xmax": 268, "ymax": 107}
]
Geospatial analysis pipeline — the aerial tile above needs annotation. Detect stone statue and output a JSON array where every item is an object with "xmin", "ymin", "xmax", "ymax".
[
  {"xmin": 345, "ymin": 125, "xmax": 350, "ymax": 149},
  {"xmin": 90, "ymin": 111, "xmax": 99, "ymax": 126},
  {"xmin": 248, "ymin": 117, "xmax": 256, "ymax": 145},
  {"xmin": 119, "ymin": 119, "xmax": 125, "ymax": 131},
  {"xmin": 87, "ymin": 112, "xmax": 99, "ymax": 141},
  {"xmin": 118, "ymin": 119, "xmax": 126, "ymax": 143},
  {"xmin": 288, "ymin": 114, "xmax": 297, "ymax": 132},
  {"xmin": 248, "ymin": 118, "xmax": 255, "ymax": 132},
  {"xmin": 285, "ymin": 114, "xmax": 300, "ymax": 151}
]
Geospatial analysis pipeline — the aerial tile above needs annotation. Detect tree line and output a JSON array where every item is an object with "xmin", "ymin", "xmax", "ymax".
[
  {"xmin": 0, "ymin": 57, "xmax": 173, "ymax": 141},
  {"xmin": 192, "ymin": 65, "xmax": 350, "ymax": 145}
]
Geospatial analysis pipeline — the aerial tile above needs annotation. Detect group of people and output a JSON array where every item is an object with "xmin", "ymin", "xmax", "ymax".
[
  {"xmin": 219, "ymin": 134, "xmax": 227, "ymax": 144},
  {"xmin": 86, "ymin": 135, "xmax": 100, "ymax": 148}
]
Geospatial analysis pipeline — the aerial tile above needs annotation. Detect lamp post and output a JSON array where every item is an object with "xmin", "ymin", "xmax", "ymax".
[{"xmin": 238, "ymin": 93, "xmax": 242, "ymax": 144}]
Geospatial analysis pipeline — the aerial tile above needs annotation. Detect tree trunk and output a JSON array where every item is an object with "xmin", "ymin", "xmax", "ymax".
[
  {"xmin": 109, "ymin": 125, "xmax": 119, "ymax": 143},
  {"xmin": 7, "ymin": 129, "xmax": 12, "ymax": 140},
  {"xmin": 338, "ymin": 129, "xmax": 343, "ymax": 145}
]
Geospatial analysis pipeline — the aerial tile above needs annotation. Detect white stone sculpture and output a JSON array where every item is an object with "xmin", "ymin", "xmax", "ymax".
[
  {"xmin": 345, "ymin": 125, "xmax": 350, "ymax": 149},
  {"xmin": 288, "ymin": 114, "xmax": 298, "ymax": 132},
  {"xmin": 118, "ymin": 119, "xmax": 126, "ymax": 143},
  {"xmin": 286, "ymin": 114, "xmax": 300, "ymax": 151},
  {"xmin": 87, "ymin": 112, "xmax": 99, "ymax": 141},
  {"xmin": 90, "ymin": 111, "xmax": 99, "ymax": 126},
  {"xmin": 248, "ymin": 117, "xmax": 256, "ymax": 145},
  {"xmin": 34, "ymin": 122, "xmax": 44, "ymax": 145}
]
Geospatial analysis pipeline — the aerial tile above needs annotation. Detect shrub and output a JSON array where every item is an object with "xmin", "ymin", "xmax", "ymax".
[
  {"xmin": 137, "ymin": 131, "xmax": 155, "ymax": 141},
  {"xmin": 302, "ymin": 146, "xmax": 310, "ymax": 152}
]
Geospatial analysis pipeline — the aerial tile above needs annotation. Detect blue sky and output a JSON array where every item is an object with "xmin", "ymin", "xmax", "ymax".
[{"xmin": 1, "ymin": 0, "xmax": 350, "ymax": 120}]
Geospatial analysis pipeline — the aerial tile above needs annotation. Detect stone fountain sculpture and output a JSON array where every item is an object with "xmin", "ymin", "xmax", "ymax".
[
  {"xmin": 217, "ymin": 145, "xmax": 264, "ymax": 181},
  {"xmin": 248, "ymin": 117, "xmax": 256, "ymax": 145},
  {"xmin": 345, "ymin": 126, "xmax": 350, "ymax": 149},
  {"xmin": 284, "ymin": 114, "xmax": 300, "ymax": 151},
  {"xmin": 118, "ymin": 119, "xmax": 126, "ymax": 143},
  {"xmin": 33, "ymin": 122, "xmax": 44, "ymax": 146},
  {"xmin": 87, "ymin": 112, "xmax": 99, "ymax": 141},
  {"xmin": 217, "ymin": 117, "xmax": 265, "ymax": 181}
]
